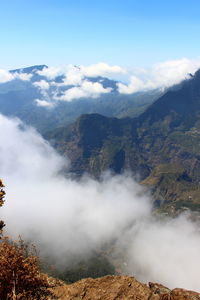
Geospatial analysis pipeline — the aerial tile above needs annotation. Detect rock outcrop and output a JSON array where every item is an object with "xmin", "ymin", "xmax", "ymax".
[{"xmin": 50, "ymin": 275, "xmax": 200, "ymax": 299}]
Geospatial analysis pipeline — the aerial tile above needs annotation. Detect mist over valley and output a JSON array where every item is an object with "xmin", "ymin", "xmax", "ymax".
[{"xmin": 1, "ymin": 62, "xmax": 200, "ymax": 291}]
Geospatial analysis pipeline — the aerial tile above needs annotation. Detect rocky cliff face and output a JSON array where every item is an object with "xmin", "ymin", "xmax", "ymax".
[
  {"xmin": 45, "ymin": 70, "xmax": 200, "ymax": 212},
  {"xmin": 51, "ymin": 275, "xmax": 200, "ymax": 299}
]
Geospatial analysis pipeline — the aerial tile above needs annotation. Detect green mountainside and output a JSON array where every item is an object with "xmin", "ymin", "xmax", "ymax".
[{"xmin": 45, "ymin": 70, "xmax": 200, "ymax": 213}]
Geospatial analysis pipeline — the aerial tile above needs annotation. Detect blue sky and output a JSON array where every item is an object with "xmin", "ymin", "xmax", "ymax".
[{"xmin": 1, "ymin": 0, "xmax": 200, "ymax": 69}]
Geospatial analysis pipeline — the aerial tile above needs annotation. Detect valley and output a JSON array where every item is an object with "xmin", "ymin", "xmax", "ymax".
[{"xmin": 1, "ymin": 64, "xmax": 200, "ymax": 296}]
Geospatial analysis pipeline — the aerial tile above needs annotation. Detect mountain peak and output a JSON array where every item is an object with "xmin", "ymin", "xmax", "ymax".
[{"xmin": 10, "ymin": 65, "xmax": 48, "ymax": 74}]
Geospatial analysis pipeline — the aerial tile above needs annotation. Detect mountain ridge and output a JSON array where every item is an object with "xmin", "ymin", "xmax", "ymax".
[
  {"xmin": 0, "ymin": 65, "xmax": 161, "ymax": 132},
  {"xmin": 45, "ymin": 69, "xmax": 200, "ymax": 212},
  {"xmin": 10, "ymin": 64, "xmax": 48, "ymax": 74}
]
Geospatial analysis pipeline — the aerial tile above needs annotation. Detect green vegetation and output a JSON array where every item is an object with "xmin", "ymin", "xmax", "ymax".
[
  {"xmin": 50, "ymin": 253, "xmax": 115, "ymax": 284},
  {"xmin": 45, "ymin": 70, "xmax": 200, "ymax": 213}
]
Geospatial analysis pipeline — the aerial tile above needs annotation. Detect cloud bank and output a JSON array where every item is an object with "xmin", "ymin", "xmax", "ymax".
[
  {"xmin": 38, "ymin": 63, "xmax": 125, "ymax": 81},
  {"xmin": 118, "ymin": 58, "xmax": 200, "ymax": 93},
  {"xmin": 32, "ymin": 58, "xmax": 200, "ymax": 105},
  {"xmin": 35, "ymin": 63, "xmax": 121, "ymax": 102},
  {"xmin": 1, "ymin": 58, "xmax": 200, "ymax": 103},
  {"xmin": 0, "ymin": 69, "xmax": 32, "ymax": 83},
  {"xmin": 34, "ymin": 80, "xmax": 50, "ymax": 90},
  {"xmin": 37, "ymin": 66, "xmax": 62, "ymax": 80},
  {"xmin": 55, "ymin": 80, "xmax": 112, "ymax": 101},
  {"xmin": 79, "ymin": 62, "xmax": 125, "ymax": 78},
  {"xmin": 0, "ymin": 114, "xmax": 200, "ymax": 292}
]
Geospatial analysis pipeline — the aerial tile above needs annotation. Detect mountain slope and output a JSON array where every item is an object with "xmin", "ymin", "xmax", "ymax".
[
  {"xmin": 45, "ymin": 69, "xmax": 200, "ymax": 212},
  {"xmin": 135, "ymin": 70, "xmax": 200, "ymax": 210},
  {"xmin": 45, "ymin": 114, "xmax": 147, "ymax": 178}
]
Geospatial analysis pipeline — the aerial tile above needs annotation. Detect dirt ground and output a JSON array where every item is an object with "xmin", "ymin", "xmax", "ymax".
[{"xmin": 49, "ymin": 275, "xmax": 200, "ymax": 300}]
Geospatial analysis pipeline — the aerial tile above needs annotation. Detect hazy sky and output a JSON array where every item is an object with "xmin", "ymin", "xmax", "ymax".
[{"xmin": 1, "ymin": 0, "xmax": 200, "ymax": 69}]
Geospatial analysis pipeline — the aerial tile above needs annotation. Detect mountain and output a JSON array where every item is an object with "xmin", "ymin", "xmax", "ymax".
[
  {"xmin": 0, "ymin": 65, "xmax": 161, "ymax": 133},
  {"xmin": 45, "ymin": 114, "xmax": 134, "ymax": 176},
  {"xmin": 45, "ymin": 69, "xmax": 200, "ymax": 213},
  {"xmin": 10, "ymin": 64, "xmax": 48, "ymax": 74}
]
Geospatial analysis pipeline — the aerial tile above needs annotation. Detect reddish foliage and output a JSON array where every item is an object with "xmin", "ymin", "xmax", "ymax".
[
  {"xmin": 0, "ymin": 237, "xmax": 52, "ymax": 299},
  {"xmin": 0, "ymin": 180, "xmax": 52, "ymax": 299}
]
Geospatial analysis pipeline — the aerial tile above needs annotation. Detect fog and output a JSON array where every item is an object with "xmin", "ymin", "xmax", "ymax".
[{"xmin": 0, "ymin": 114, "xmax": 200, "ymax": 292}]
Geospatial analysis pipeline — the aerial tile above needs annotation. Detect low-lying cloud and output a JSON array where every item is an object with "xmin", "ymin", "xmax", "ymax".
[
  {"xmin": 0, "ymin": 114, "xmax": 200, "ymax": 292},
  {"xmin": 32, "ymin": 58, "xmax": 200, "ymax": 105},
  {"xmin": 34, "ymin": 80, "xmax": 50, "ymax": 90},
  {"xmin": 35, "ymin": 99, "xmax": 54, "ymax": 108},
  {"xmin": 1, "ymin": 59, "xmax": 199, "ymax": 106},
  {"xmin": 54, "ymin": 80, "xmax": 112, "ymax": 101},
  {"xmin": 0, "ymin": 69, "xmax": 32, "ymax": 83},
  {"xmin": 38, "ymin": 63, "xmax": 125, "ymax": 81},
  {"xmin": 35, "ymin": 63, "xmax": 118, "ymax": 102},
  {"xmin": 37, "ymin": 66, "xmax": 62, "ymax": 80},
  {"xmin": 118, "ymin": 58, "xmax": 200, "ymax": 93},
  {"xmin": 79, "ymin": 62, "xmax": 125, "ymax": 78}
]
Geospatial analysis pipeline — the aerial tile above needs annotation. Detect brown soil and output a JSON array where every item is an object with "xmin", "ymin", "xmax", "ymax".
[{"xmin": 49, "ymin": 275, "xmax": 200, "ymax": 300}]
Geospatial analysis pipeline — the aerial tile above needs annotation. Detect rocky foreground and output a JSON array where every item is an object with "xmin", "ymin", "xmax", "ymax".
[{"xmin": 50, "ymin": 275, "xmax": 200, "ymax": 299}]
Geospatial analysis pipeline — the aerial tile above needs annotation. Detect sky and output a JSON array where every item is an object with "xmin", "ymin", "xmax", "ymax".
[{"xmin": 1, "ymin": 0, "xmax": 200, "ymax": 69}]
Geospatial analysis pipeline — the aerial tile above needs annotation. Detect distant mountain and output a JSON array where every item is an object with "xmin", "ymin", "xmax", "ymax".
[
  {"xmin": 0, "ymin": 65, "xmax": 161, "ymax": 133},
  {"xmin": 45, "ymin": 69, "xmax": 200, "ymax": 213},
  {"xmin": 10, "ymin": 64, "xmax": 48, "ymax": 74}
]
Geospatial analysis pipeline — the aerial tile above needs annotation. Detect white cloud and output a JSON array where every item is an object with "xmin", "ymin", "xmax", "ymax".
[
  {"xmin": 79, "ymin": 62, "xmax": 126, "ymax": 77},
  {"xmin": 33, "ymin": 80, "xmax": 51, "ymax": 106},
  {"xmin": 117, "ymin": 76, "xmax": 151, "ymax": 94},
  {"xmin": 14, "ymin": 72, "xmax": 32, "ymax": 81},
  {"xmin": 37, "ymin": 63, "xmax": 125, "ymax": 84},
  {"xmin": 0, "ymin": 69, "xmax": 32, "ymax": 84},
  {"xmin": 34, "ymin": 58, "xmax": 200, "ymax": 103},
  {"xmin": 0, "ymin": 69, "xmax": 14, "ymax": 83},
  {"xmin": 34, "ymin": 80, "xmax": 50, "ymax": 90},
  {"xmin": 37, "ymin": 66, "xmax": 62, "ymax": 79},
  {"xmin": 61, "ymin": 65, "xmax": 84, "ymax": 86},
  {"xmin": 56, "ymin": 80, "xmax": 112, "ymax": 101},
  {"xmin": 118, "ymin": 58, "xmax": 200, "ymax": 94},
  {"xmin": 35, "ymin": 99, "xmax": 54, "ymax": 108},
  {"xmin": 0, "ymin": 114, "xmax": 200, "ymax": 292},
  {"xmin": 125, "ymin": 214, "xmax": 200, "ymax": 291},
  {"xmin": 35, "ymin": 59, "xmax": 200, "ymax": 97},
  {"xmin": 0, "ymin": 70, "xmax": 31, "ymax": 83}
]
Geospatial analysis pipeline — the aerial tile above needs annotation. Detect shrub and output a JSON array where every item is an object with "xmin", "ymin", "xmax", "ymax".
[
  {"xmin": 0, "ymin": 180, "xmax": 52, "ymax": 299},
  {"xmin": 0, "ymin": 237, "xmax": 52, "ymax": 299}
]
